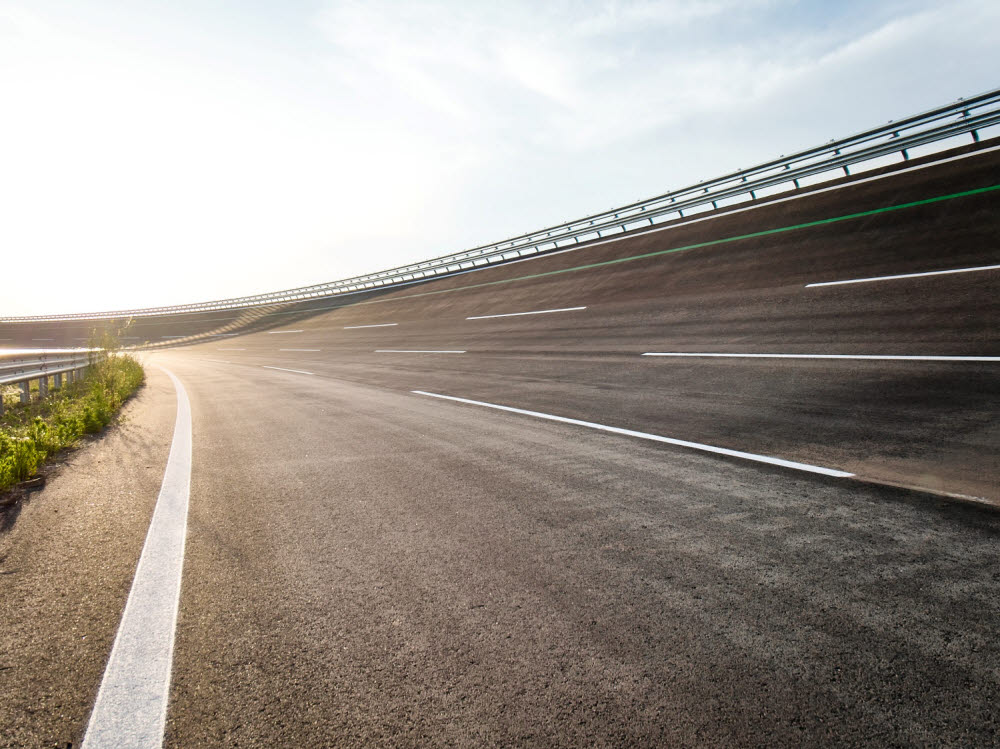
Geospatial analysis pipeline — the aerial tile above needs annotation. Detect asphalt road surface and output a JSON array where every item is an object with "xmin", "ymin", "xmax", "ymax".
[{"xmin": 1, "ymin": 140, "xmax": 999, "ymax": 747}]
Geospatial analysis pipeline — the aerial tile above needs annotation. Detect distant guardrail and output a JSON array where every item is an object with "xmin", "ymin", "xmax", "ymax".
[
  {"xmin": 5, "ymin": 86, "xmax": 1000, "ymax": 323},
  {"xmin": 0, "ymin": 351, "xmax": 92, "ymax": 415}
]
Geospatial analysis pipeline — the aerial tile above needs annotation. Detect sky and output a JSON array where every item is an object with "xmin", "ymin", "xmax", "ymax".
[{"xmin": 1, "ymin": 0, "xmax": 998, "ymax": 316}]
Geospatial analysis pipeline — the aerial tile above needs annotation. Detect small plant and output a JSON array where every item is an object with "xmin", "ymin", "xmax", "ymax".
[{"xmin": 0, "ymin": 328, "xmax": 145, "ymax": 492}]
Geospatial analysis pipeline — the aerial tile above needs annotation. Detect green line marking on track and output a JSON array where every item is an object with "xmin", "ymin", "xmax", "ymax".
[{"xmin": 343, "ymin": 182, "xmax": 1000, "ymax": 308}]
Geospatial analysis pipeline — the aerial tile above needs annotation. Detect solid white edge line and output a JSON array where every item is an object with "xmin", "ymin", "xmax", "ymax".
[
  {"xmin": 806, "ymin": 263, "xmax": 1000, "ymax": 287},
  {"xmin": 411, "ymin": 390, "xmax": 854, "ymax": 478},
  {"xmin": 375, "ymin": 350, "xmax": 466, "ymax": 354},
  {"xmin": 279, "ymin": 348, "xmax": 321, "ymax": 351},
  {"xmin": 466, "ymin": 306, "xmax": 587, "ymax": 320},
  {"xmin": 82, "ymin": 365, "xmax": 192, "ymax": 749},
  {"xmin": 641, "ymin": 353, "xmax": 1000, "ymax": 361},
  {"xmin": 261, "ymin": 365, "xmax": 314, "ymax": 375},
  {"xmin": 266, "ymin": 330, "xmax": 304, "ymax": 334},
  {"xmin": 344, "ymin": 323, "xmax": 398, "ymax": 329}
]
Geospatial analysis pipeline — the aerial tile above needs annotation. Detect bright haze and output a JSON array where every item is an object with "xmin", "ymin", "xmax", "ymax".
[{"xmin": 1, "ymin": 0, "xmax": 997, "ymax": 317}]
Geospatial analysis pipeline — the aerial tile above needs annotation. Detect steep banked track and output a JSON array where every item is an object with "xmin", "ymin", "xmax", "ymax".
[
  {"xmin": 2, "ymin": 139, "xmax": 999, "ymax": 747},
  {"xmin": 168, "ymin": 140, "xmax": 999, "ymax": 500}
]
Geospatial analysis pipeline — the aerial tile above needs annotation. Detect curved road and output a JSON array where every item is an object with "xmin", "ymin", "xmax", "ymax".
[{"xmin": 1, "ymin": 140, "xmax": 999, "ymax": 746}]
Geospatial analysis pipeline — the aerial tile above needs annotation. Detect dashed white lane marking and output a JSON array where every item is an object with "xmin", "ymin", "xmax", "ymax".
[
  {"xmin": 279, "ymin": 348, "xmax": 321, "ymax": 352},
  {"xmin": 262, "ymin": 365, "xmax": 314, "ymax": 375},
  {"xmin": 376, "ymin": 350, "xmax": 466, "ymax": 354},
  {"xmin": 201, "ymin": 359, "xmax": 230, "ymax": 364},
  {"xmin": 641, "ymin": 352, "xmax": 1000, "ymax": 362},
  {"xmin": 266, "ymin": 329, "xmax": 304, "ymax": 334},
  {"xmin": 466, "ymin": 306, "xmax": 587, "ymax": 320},
  {"xmin": 218, "ymin": 348, "xmax": 245, "ymax": 351},
  {"xmin": 806, "ymin": 263, "xmax": 1000, "ymax": 287},
  {"xmin": 160, "ymin": 336, "xmax": 184, "ymax": 339},
  {"xmin": 31, "ymin": 338, "xmax": 54, "ymax": 341},
  {"xmin": 412, "ymin": 390, "xmax": 854, "ymax": 478},
  {"xmin": 344, "ymin": 323, "xmax": 398, "ymax": 329},
  {"xmin": 82, "ymin": 366, "xmax": 192, "ymax": 749}
]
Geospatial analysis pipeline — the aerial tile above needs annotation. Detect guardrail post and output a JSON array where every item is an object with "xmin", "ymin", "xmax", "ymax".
[
  {"xmin": 54, "ymin": 372, "xmax": 62, "ymax": 389},
  {"xmin": 20, "ymin": 382, "xmax": 30, "ymax": 404},
  {"xmin": 39, "ymin": 375, "xmax": 48, "ymax": 398},
  {"xmin": 0, "ymin": 393, "xmax": 4, "ymax": 417}
]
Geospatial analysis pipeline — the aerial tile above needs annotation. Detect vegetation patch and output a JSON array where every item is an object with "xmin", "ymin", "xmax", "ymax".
[{"xmin": 0, "ymin": 351, "xmax": 145, "ymax": 493}]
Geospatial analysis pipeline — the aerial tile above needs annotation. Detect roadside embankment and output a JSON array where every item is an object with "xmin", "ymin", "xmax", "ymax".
[{"xmin": 0, "ymin": 354, "xmax": 145, "ymax": 493}]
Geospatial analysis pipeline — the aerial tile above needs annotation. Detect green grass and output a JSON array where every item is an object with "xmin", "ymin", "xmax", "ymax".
[{"xmin": 0, "ymin": 353, "xmax": 145, "ymax": 492}]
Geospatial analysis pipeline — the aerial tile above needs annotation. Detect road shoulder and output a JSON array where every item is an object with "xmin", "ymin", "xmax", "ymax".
[{"xmin": 0, "ymin": 363, "xmax": 177, "ymax": 748}]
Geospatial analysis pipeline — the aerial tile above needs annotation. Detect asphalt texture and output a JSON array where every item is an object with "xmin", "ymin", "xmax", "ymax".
[{"xmin": 1, "ymin": 141, "xmax": 999, "ymax": 746}]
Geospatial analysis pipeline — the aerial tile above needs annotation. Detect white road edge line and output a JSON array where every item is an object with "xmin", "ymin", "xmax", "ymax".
[
  {"xmin": 266, "ymin": 330, "xmax": 304, "ymax": 334},
  {"xmin": 262, "ymin": 365, "xmax": 315, "ymax": 375},
  {"xmin": 344, "ymin": 323, "xmax": 398, "ymax": 329},
  {"xmin": 641, "ymin": 353, "xmax": 1000, "ymax": 362},
  {"xmin": 82, "ymin": 365, "xmax": 192, "ymax": 749},
  {"xmin": 376, "ymin": 350, "xmax": 466, "ymax": 354},
  {"xmin": 412, "ymin": 390, "xmax": 854, "ymax": 478},
  {"xmin": 279, "ymin": 348, "xmax": 321, "ymax": 352},
  {"xmin": 466, "ymin": 306, "xmax": 587, "ymax": 320},
  {"xmin": 806, "ymin": 263, "xmax": 1000, "ymax": 287}
]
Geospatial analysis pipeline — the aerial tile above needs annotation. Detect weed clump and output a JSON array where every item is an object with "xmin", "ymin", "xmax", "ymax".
[{"xmin": 0, "ymin": 333, "xmax": 145, "ymax": 492}]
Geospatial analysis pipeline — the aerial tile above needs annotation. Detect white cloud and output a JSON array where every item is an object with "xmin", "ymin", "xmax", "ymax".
[{"xmin": 0, "ymin": 0, "xmax": 997, "ymax": 315}]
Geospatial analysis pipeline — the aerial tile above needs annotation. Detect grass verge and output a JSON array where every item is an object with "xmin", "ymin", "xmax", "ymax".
[{"xmin": 0, "ymin": 354, "xmax": 145, "ymax": 493}]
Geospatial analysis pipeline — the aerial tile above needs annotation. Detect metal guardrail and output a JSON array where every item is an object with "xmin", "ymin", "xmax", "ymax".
[
  {"xmin": 5, "ymin": 87, "xmax": 1000, "ymax": 323},
  {"xmin": 0, "ymin": 351, "xmax": 92, "ymax": 416}
]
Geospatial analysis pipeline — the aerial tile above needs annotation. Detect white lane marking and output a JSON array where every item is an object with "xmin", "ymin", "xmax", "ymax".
[
  {"xmin": 201, "ymin": 358, "xmax": 230, "ymax": 364},
  {"xmin": 344, "ymin": 323, "xmax": 398, "ymax": 329},
  {"xmin": 641, "ymin": 353, "xmax": 1000, "ymax": 362},
  {"xmin": 466, "ymin": 306, "xmax": 587, "ymax": 320},
  {"xmin": 160, "ymin": 336, "xmax": 184, "ymax": 339},
  {"xmin": 488, "ymin": 144, "xmax": 1000, "ymax": 271},
  {"xmin": 376, "ymin": 349, "xmax": 466, "ymax": 354},
  {"xmin": 31, "ymin": 338, "xmax": 54, "ymax": 341},
  {"xmin": 412, "ymin": 390, "xmax": 854, "ymax": 478},
  {"xmin": 266, "ymin": 329, "xmax": 304, "ymax": 334},
  {"xmin": 82, "ymin": 365, "xmax": 192, "ymax": 749},
  {"xmin": 806, "ymin": 263, "xmax": 1000, "ymax": 287},
  {"xmin": 218, "ymin": 348, "xmax": 245, "ymax": 351},
  {"xmin": 279, "ymin": 348, "xmax": 321, "ymax": 352},
  {"xmin": 262, "ymin": 365, "xmax": 314, "ymax": 375}
]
